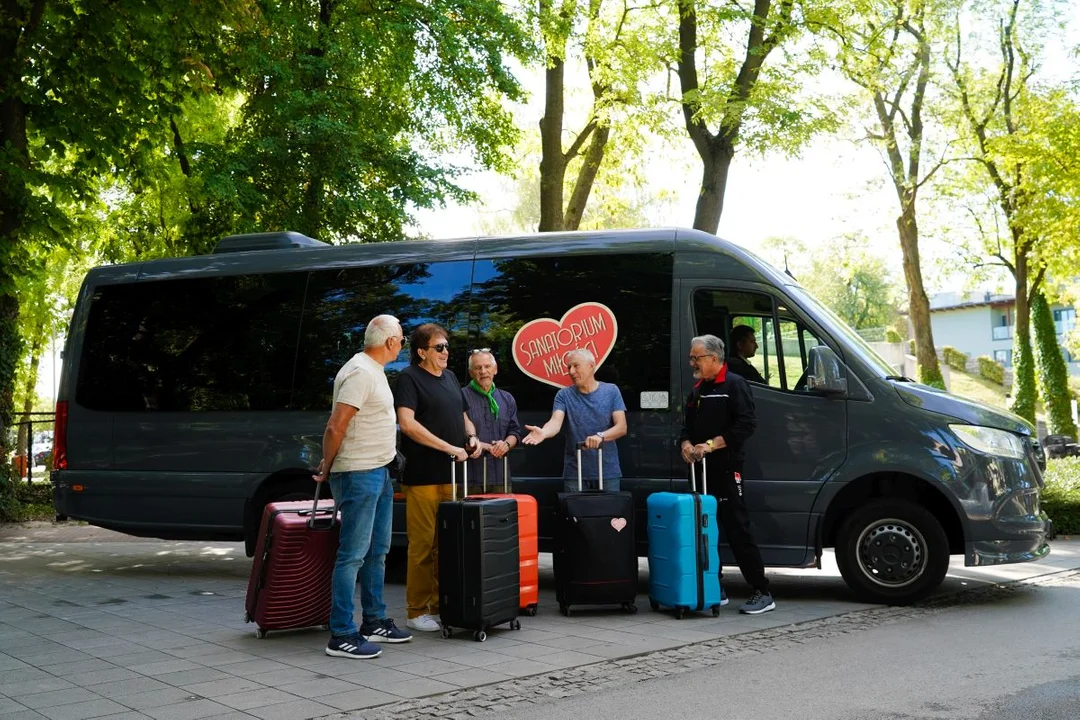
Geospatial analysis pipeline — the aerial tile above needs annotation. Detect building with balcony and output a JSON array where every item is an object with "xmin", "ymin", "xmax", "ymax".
[{"xmin": 928, "ymin": 291, "xmax": 1079, "ymax": 375}]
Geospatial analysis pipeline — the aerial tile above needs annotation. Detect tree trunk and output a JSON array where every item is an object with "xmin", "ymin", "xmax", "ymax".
[
  {"xmin": 693, "ymin": 138, "xmax": 735, "ymax": 234},
  {"xmin": 13, "ymin": 320, "xmax": 45, "ymax": 460},
  {"xmin": 538, "ymin": 58, "xmax": 566, "ymax": 232},
  {"xmin": 563, "ymin": 124, "xmax": 609, "ymax": 230},
  {"xmin": 896, "ymin": 203, "xmax": 943, "ymax": 386}
]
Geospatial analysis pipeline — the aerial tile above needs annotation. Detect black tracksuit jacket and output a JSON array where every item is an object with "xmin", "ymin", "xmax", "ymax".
[{"xmin": 679, "ymin": 365, "xmax": 757, "ymax": 474}]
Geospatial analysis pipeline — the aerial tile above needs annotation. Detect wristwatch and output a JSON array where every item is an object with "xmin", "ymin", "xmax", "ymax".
[
  {"xmin": 706, "ymin": 439, "xmax": 714, "ymax": 451},
  {"xmin": 596, "ymin": 431, "xmax": 605, "ymax": 441}
]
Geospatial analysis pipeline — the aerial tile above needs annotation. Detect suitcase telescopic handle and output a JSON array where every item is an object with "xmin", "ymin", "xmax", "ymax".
[
  {"xmin": 482, "ymin": 449, "xmax": 513, "ymax": 494},
  {"xmin": 576, "ymin": 442, "xmax": 603, "ymax": 491},
  {"xmin": 689, "ymin": 459, "xmax": 708, "ymax": 494},
  {"xmin": 301, "ymin": 480, "xmax": 337, "ymax": 530},
  {"xmin": 449, "ymin": 455, "xmax": 468, "ymax": 501}
]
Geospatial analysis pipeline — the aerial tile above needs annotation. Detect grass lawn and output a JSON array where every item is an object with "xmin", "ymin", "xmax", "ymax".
[{"xmin": 947, "ymin": 368, "xmax": 1047, "ymax": 423}]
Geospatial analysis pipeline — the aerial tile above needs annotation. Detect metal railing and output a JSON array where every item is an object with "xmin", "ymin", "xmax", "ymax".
[
  {"xmin": 991, "ymin": 325, "xmax": 1013, "ymax": 341},
  {"xmin": 9, "ymin": 412, "xmax": 56, "ymax": 484}
]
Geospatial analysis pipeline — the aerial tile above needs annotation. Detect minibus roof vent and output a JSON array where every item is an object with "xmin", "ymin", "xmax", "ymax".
[{"xmin": 212, "ymin": 232, "xmax": 328, "ymax": 254}]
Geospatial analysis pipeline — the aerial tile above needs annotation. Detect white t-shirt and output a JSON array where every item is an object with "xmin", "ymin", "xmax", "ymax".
[{"xmin": 331, "ymin": 352, "xmax": 396, "ymax": 472}]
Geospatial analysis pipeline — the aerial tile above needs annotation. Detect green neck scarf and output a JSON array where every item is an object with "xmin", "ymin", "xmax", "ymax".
[{"xmin": 469, "ymin": 379, "xmax": 499, "ymax": 419}]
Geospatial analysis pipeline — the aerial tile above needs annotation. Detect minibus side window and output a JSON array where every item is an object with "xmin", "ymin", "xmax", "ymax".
[
  {"xmin": 292, "ymin": 261, "xmax": 474, "ymax": 411},
  {"xmin": 77, "ymin": 274, "xmax": 305, "ymax": 412},
  {"xmin": 693, "ymin": 289, "xmax": 822, "ymax": 393}
]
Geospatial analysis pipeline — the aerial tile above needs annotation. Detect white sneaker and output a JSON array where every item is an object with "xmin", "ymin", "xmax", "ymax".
[{"xmin": 406, "ymin": 614, "xmax": 441, "ymax": 632}]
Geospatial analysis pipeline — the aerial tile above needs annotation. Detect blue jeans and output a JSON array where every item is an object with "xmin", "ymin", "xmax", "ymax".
[
  {"xmin": 328, "ymin": 468, "xmax": 393, "ymax": 637},
  {"xmin": 562, "ymin": 476, "xmax": 621, "ymax": 493}
]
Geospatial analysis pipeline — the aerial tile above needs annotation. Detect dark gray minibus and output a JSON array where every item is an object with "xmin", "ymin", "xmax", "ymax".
[{"xmin": 52, "ymin": 229, "xmax": 1051, "ymax": 604}]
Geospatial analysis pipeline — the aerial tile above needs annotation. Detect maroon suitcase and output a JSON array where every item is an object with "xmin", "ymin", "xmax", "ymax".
[{"xmin": 245, "ymin": 487, "xmax": 339, "ymax": 638}]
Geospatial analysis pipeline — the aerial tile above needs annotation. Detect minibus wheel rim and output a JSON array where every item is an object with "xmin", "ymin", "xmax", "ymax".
[{"xmin": 854, "ymin": 518, "xmax": 927, "ymax": 588}]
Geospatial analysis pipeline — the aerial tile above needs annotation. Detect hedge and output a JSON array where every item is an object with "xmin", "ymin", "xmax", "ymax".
[
  {"xmin": 885, "ymin": 327, "xmax": 902, "ymax": 343},
  {"xmin": 942, "ymin": 346, "xmax": 969, "ymax": 372},
  {"xmin": 978, "ymin": 355, "xmax": 1005, "ymax": 384},
  {"xmin": 0, "ymin": 480, "xmax": 53, "ymax": 522},
  {"xmin": 1032, "ymin": 292, "xmax": 1078, "ymax": 438},
  {"xmin": 1043, "ymin": 457, "xmax": 1080, "ymax": 536}
]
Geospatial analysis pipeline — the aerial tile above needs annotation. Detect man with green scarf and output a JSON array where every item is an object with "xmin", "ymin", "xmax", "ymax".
[{"xmin": 461, "ymin": 349, "xmax": 522, "ymax": 491}]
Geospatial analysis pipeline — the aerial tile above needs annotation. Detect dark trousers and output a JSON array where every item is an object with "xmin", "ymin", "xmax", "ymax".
[{"xmin": 708, "ymin": 466, "xmax": 770, "ymax": 594}]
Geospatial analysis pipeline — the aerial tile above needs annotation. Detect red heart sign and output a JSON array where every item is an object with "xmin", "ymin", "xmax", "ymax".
[{"xmin": 512, "ymin": 302, "xmax": 618, "ymax": 388}]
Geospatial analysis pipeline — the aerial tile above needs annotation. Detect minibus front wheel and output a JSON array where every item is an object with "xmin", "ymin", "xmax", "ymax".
[{"xmin": 835, "ymin": 499, "xmax": 949, "ymax": 605}]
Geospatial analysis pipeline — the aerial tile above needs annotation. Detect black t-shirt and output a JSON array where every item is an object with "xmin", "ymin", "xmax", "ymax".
[{"xmin": 394, "ymin": 365, "xmax": 466, "ymax": 486}]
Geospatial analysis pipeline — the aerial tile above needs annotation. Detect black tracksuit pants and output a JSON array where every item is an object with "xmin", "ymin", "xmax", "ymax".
[{"xmin": 708, "ymin": 467, "xmax": 770, "ymax": 594}]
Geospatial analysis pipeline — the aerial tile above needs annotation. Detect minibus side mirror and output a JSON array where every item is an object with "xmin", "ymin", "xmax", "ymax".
[{"xmin": 806, "ymin": 346, "xmax": 848, "ymax": 397}]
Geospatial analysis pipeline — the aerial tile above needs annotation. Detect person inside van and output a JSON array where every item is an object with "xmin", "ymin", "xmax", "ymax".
[
  {"xmin": 680, "ymin": 334, "xmax": 775, "ymax": 615},
  {"xmin": 727, "ymin": 325, "xmax": 766, "ymax": 384},
  {"xmin": 395, "ymin": 323, "xmax": 481, "ymax": 633},
  {"xmin": 314, "ymin": 314, "xmax": 413, "ymax": 659},
  {"xmin": 461, "ymin": 349, "xmax": 522, "ymax": 488},
  {"xmin": 522, "ymin": 347, "xmax": 627, "ymax": 492}
]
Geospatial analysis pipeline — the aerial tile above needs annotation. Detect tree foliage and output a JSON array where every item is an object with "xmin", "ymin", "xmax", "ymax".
[
  {"xmin": 941, "ymin": 0, "xmax": 1074, "ymax": 419},
  {"xmin": 537, "ymin": 0, "xmax": 669, "ymax": 232},
  {"xmin": 675, "ymin": 0, "xmax": 841, "ymax": 232},
  {"xmin": 1031, "ymin": 291, "xmax": 1078, "ymax": 438},
  {"xmin": 761, "ymin": 235, "xmax": 901, "ymax": 331},
  {"xmin": 0, "ymin": 0, "xmax": 534, "ymax": 475}
]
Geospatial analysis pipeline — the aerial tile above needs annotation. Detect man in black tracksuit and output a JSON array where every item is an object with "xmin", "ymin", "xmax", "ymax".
[{"xmin": 680, "ymin": 334, "xmax": 776, "ymax": 615}]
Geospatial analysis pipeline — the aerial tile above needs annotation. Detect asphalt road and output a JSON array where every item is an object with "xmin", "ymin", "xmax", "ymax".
[{"xmin": 488, "ymin": 571, "xmax": 1080, "ymax": 720}]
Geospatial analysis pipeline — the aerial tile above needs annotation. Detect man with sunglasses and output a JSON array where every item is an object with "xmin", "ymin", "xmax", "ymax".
[
  {"xmin": 680, "ymin": 334, "xmax": 775, "ymax": 615},
  {"xmin": 461, "ymin": 349, "xmax": 522, "ymax": 489},
  {"xmin": 314, "ymin": 314, "xmax": 413, "ymax": 659},
  {"xmin": 395, "ymin": 323, "xmax": 481, "ymax": 633}
]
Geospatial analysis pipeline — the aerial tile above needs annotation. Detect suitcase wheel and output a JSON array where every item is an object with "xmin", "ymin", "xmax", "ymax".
[
  {"xmin": 711, "ymin": 605, "xmax": 721, "ymax": 617},
  {"xmin": 255, "ymin": 628, "xmax": 267, "ymax": 639},
  {"xmin": 649, "ymin": 598, "xmax": 659, "ymax": 611},
  {"xmin": 510, "ymin": 619, "xmax": 521, "ymax": 631},
  {"xmin": 473, "ymin": 630, "xmax": 487, "ymax": 642},
  {"xmin": 622, "ymin": 603, "xmax": 638, "ymax": 615},
  {"xmin": 559, "ymin": 604, "xmax": 570, "ymax": 617},
  {"xmin": 441, "ymin": 627, "xmax": 453, "ymax": 639},
  {"xmin": 675, "ymin": 607, "xmax": 686, "ymax": 620},
  {"xmin": 522, "ymin": 605, "xmax": 538, "ymax": 617}
]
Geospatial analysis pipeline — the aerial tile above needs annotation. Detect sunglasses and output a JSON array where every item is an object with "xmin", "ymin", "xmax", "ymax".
[
  {"xmin": 427, "ymin": 343, "xmax": 450, "ymax": 353},
  {"xmin": 469, "ymin": 348, "xmax": 492, "ymax": 356}
]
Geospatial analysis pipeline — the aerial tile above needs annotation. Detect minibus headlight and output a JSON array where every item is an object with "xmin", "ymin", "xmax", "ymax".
[{"xmin": 949, "ymin": 424, "xmax": 1026, "ymax": 460}]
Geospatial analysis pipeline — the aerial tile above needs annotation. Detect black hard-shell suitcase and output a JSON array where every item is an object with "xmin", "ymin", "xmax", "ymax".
[
  {"xmin": 554, "ymin": 444, "xmax": 638, "ymax": 616},
  {"xmin": 438, "ymin": 458, "xmax": 522, "ymax": 641}
]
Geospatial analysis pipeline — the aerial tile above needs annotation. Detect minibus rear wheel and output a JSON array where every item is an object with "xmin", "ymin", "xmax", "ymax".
[{"xmin": 835, "ymin": 499, "xmax": 949, "ymax": 605}]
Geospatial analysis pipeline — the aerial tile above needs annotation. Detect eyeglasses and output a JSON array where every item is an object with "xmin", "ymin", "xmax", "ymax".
[
  {"xmin": 394, "ymin": 336, "xmax": 407, "ymax": 347},
  {"xmin": 427, "ymin": 343, "xmax": 450, "ymax": 353},
  {"xmin": 688, "ymin": 354, "xmax": 716, "ymax": 364}
]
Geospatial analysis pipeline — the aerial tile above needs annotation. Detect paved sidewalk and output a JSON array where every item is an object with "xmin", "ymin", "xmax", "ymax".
[{"xmin": 1, "ymin": 524, "xmax": 1077, "ymax": 720}]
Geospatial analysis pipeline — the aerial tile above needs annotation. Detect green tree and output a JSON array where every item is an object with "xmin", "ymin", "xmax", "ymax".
[
  {"xmin": 942, "ymin": 0, "xmax": 1071, "ymax": 422},
  {"xmin": 835, "ymin": 0, "xmax": 955, "ymax": 388},
  {"xmin": 1031, "ymin": 291, "xmax": 1078, "ymax": 438},
  {"xmin": 537, "ymin": 0, "xmax": 667, "ymax": 232},
  {"xmin": 675, "ymin": 0, "xmax": 840, "ymax": 232}
]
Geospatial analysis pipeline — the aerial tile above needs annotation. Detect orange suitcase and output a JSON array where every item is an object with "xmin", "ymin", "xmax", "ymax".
[{"xmin": 469, "ymin": 453, "xmax": 539, "ymax": 616}]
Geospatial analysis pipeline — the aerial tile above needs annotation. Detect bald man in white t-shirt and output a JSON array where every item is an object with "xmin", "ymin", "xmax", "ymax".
[{"xmin": 314, "ymin": 314, "xmax": 414, "ymax": 659}]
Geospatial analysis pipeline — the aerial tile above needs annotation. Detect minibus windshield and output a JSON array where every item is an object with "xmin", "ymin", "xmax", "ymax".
[{"xmin": 786, "ymin": 285, "xmax": 898, "ymax": 378}]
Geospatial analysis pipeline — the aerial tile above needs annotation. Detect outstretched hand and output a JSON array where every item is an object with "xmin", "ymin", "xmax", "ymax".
[{"xmin": 522, "ymin": 425, "xmax": 545, "ymax": 446}]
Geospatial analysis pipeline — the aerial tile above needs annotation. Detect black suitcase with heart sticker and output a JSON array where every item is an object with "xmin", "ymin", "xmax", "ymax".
[{"xmin": 553, "ymin": 445, "xmax": 638, "ymax": 615}]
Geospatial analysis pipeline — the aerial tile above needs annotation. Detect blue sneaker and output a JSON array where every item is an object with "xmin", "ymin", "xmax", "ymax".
[
  {"xmin": 359, "ymin": 617, "xmax": 413, "ymax": 644},
  {"xmin": 325, "ymin": 633, "xmax": 382, "ymax": 659}
]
